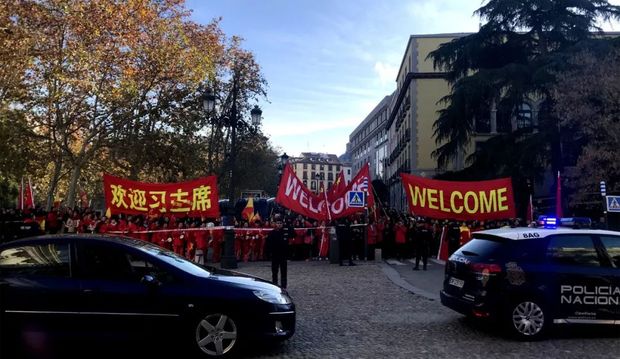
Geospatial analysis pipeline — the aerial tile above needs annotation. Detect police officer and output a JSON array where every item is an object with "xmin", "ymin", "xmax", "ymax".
[
  {"xmin": 336, "ymin": 218, "xmax": 355, "ymax": 266},
  {"xmin": 413, "ymin": 220, "xmax": 432, "ymax": 270},
  {"xmin": 266, "ymin": 215, "xmax": 290, "ymax": 288}
]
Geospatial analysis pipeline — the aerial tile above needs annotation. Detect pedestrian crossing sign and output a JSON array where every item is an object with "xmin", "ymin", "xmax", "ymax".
[
  {"xmin": 347, "ymin": 191, "xmax": 365, "ymax": 208},
  {"xmin": 607, "ymin": 196, "xmax": 620, "ymax": 212}
]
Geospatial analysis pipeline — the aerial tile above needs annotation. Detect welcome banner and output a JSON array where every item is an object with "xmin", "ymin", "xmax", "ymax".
[
  {"xmin": 400, "ymin": 173, "xmax": 515, "ymax": 221},
  {"xmin": 276, "ymin": 163, "xmax": 374, "ymax": 221},
  {"xmin": 103, "ymin": 174, "xmax": 220, "ymax": 218}
]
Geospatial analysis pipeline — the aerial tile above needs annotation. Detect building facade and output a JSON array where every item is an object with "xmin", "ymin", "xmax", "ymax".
[
  {"xmin": 289, "ymin": 152, "xmax": 344, "ymax": 193},
  {"xmin": 347, "ymin": 93, "xmax": 393, "ymax": 183},
  {"xmin": 384, "ymin": 34, "xmax": 470, "ymax": 211}
]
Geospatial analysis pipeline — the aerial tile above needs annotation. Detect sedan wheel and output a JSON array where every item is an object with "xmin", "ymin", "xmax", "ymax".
[
  {"xmin": 195, "ymin": 313, "xmax": 238, "ymax": 357},
  {"xmin": 509, "ymin": 300, "xmax": 546, "ymax": 339}
]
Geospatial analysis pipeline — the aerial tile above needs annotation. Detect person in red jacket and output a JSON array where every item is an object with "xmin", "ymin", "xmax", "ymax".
[
  {"xmin": 172, "ymin": 222, "xmax": 186, "ymax": 256},
  {"xmin": 367, "ymin": 219, "xmax": 378, "ymax": 260},
  {"xmin": 318, "ymin": 221, "xmax": 330, "ymax": 260},
  {"xmin": 194, "ymin": 222, "xmax": 208, "ymax": 265},
  {"xmin": 210, "ymin": 226, "xmax": 224, "ymax": 263},
  {"xmin": 394, "ymin": 220, "xmax": 407, "ymax": 260},
  {"xmin": 46, "ymin": 210, "xmax": 60, "ymax": 234}
]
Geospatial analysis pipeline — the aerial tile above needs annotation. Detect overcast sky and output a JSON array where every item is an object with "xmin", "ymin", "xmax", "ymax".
[{"xmin": 185, "ymin": 0, "xmax": 620, "ymax": 158}]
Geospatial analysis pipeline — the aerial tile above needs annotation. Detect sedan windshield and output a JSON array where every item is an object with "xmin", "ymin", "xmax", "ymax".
[{"xmin": 137, "ymin": 242, "xmax": 212, "ymax": 278}]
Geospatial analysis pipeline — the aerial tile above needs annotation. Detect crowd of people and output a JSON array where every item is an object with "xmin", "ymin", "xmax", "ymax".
[{"xmin": 0, "ymin": 205, "xmax": 528, "ymax": 266}]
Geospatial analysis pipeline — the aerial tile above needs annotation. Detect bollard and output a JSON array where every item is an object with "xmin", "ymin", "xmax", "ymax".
[
  {"xmin": 375, "ymin": 248, "xmax": 382, "ymax": 261},
  {"xmin": 329, "ymin": 227, "xmax": 339, "ymax": 264}
]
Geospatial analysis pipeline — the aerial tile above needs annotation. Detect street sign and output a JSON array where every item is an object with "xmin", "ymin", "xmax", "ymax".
[
  {"xmin": 347, "ymin": 191, "xmax": 365, "ymax": 208},
  {"xmin": 606, "ymin": 195, "xmax": 620, "ymax": 212}
]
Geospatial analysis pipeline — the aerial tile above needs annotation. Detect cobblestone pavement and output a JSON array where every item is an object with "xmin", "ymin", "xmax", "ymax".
[{"xmin": 235, "ymin": 260, "xmax": 620, "ymax": 359}]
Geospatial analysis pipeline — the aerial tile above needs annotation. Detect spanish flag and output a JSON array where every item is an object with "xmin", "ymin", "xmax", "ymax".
[{"xmin": 241, "ymin": 197, "xmax": 255, "ymax": 222}]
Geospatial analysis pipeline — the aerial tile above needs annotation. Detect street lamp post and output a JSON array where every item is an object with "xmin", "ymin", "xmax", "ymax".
[{"xmin": 203, "ymin": 83, "xmax": 262, "ymax": 269}]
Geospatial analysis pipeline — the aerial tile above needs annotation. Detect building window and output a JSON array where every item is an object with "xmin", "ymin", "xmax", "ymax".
[
  {"xmin": 311, "ymin": 181, "xmax": 317, "ymax": 190},
  {"xmin": 328, "ymin": 172, "xmax": 333, "ymax": 181},
  {"xmin": 474, "ymin": 103, "xmax": 491, "ymax": 133},
  {"xmin": 517, "ymin": 103, "xmax": 532, "ymax": 130},
  {"xmin": 496, "ymin": 103, "xmax": 512, "ymax": 133},
  {"xmin": 328, "ymin": 165, "xmax": 332, "ymax": 171},
  {"xmin": 312, "ymin": 164, "xmax": 316, "ymax": 170},
  {"xmin": 303, "ymin": 180, "xmax": 307, "ymax": 186},
  {"xmin": 336, "ymin": 165, "xmax": 340, "ymax": 172},
  {"xmin": 311, "ymin": 171, "xmax": 315, "ymax": 179},
  {"xmin": 303, "ymin": 171, "xmax": 308, "ymax": 180},
  {"xmin": 303, "ymin": 163, "xmax": 307, "ymax": 170}
]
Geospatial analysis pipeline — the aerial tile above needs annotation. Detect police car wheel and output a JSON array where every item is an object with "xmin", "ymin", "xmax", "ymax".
[
  {"xmin": 194, "ymin": 312, "xmax": 239, "ymax": 357},
  {"xmin": 506, "ymin": 299, "xmax": 548, "ymax": 340}
]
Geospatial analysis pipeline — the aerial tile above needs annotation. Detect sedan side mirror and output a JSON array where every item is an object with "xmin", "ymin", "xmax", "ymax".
[{"xmin": 141, "ymin": 274, "xmax": 161, "ymax": 287}]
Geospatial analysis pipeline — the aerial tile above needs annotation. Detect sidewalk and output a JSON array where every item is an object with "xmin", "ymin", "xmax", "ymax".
[{"xmin": 380, "ymin": 257, "xmax": 445, "ymax": 300}]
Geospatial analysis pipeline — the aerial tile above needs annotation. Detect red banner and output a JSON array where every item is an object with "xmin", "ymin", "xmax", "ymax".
[
  {"xmin": 275, "ymin": 163, "xmax": 375, "ymax": 221},
  {"xmin": 275, "ymin": 164, "xmax": 326, "ymax": 221},
  {"xmin": 326, "ymin": 163, "xmax": 374, "ymax": 220},
  {"xmin": 401, "ymin": 174, "xmax": 515, "ymax": 221},
  {"xmin": 103, "ymin": 174, "xmax": 220, "ymax": 218}
]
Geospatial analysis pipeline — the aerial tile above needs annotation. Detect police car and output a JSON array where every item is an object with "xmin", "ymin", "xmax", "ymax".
[{"xmin": 440, "ymin": 218, "xmax": 620, "ymax": 340}]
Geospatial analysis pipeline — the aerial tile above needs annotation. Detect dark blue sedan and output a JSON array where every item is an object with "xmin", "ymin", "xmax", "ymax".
[{"xmin": 0, "ymin": 235, "xmax": 295, "ymax": 357}]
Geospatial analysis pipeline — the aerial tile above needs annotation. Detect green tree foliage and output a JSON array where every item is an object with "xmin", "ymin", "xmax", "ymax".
[
  {"xmin": 429, "ymin": 0, "xmax": 620, "ymax": 173},
  {"xmin": 552, "ymin": 46, "xmax": 620, "ymax": 210},
  {"xmin": 0, "ymin": 1, "xmax": 280, "ymax": 210},
  {"xmin": 428, "ymin": 0, "xmax": 620, "ymax": 215}
]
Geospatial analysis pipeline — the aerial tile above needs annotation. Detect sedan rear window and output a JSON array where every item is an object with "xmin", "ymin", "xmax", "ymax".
[
  {"xmin": 455, "ymin": 237, "xmax": 506, "ymax": 261},
  {"xmin": 0, "ymin": 243, "xmax": 70, "ymax": 277}
]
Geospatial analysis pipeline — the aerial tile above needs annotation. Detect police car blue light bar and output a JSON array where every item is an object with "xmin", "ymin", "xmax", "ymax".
[{"xmin": 543, "ymin": 217, "xmax": 558, "ymax": 229}]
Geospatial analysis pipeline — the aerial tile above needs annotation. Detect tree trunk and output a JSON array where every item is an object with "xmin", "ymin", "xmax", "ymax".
[
  {"xmin": 45, "ymin": 157, "xmax": 63, "ymax": 211},
  {"xmin": 65, "ymin": 163, "xmax": 81, "ymax": 211}
]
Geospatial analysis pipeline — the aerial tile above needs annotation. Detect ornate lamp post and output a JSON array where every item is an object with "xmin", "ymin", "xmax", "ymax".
[
  {"xmin": 278, "ymin": 152, "xmax": 289, "ymax": 177},
  {"xmin": 203, "ymin": 85, "xmax": 262, "ymax": 269}
]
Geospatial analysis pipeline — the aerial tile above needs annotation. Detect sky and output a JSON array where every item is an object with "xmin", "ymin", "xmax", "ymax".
[{"xmin": 185, "ymin": 0, "xmax": 620, "ymax": 158}]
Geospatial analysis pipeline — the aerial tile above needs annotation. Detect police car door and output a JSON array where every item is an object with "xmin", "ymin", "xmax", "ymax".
[
  {"xmin": 595, "ymin": 234, "xmax": 620, "ymax": 320},
  {"xmin": 546, "ymin": 234, "xmax": 613, "ymax": 323}
]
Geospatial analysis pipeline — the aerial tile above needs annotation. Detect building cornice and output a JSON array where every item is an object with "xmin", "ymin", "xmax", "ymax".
[{"xmin": 385, "ymin": 72, "xmax": 448, "ymax": 130}]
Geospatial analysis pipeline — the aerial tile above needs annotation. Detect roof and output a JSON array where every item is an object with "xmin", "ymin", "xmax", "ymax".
[
  {"xmin": 474, "ymin": 227, "xmax": 620, "ymax": 240},
  {"xmin": 292, "ymin": 152, "xmax": 341, "ymax": 164}
]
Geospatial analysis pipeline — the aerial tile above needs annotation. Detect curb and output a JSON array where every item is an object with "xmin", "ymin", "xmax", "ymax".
[{"xmin": 379, "ymin": 262, "xmax": 439, "ymax": 301}]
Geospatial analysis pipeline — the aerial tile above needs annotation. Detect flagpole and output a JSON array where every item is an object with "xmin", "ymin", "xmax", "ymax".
[
  {"xmin": 323, "ymin": 188, "xmax": 332, "ymax": 223},
  {"xmin": 20, "ymin": 176, "xmax": 24, "ymax": 210},
  {"xmin": 28, "ymin": 177, "xmax": 34, "ymax": 209},
  {"xmin": 369, "ymin": 181, "xmax": 389, "ymax": 218}
]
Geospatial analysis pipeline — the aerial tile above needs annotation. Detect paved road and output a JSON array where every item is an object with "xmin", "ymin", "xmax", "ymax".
[
  {"xmin": 12, "ymin": 259, "xmax": 620, "ymax": 358},
  {"xmin": 236, "ymin": 259, "xmax": 620, "ymax": 359}
]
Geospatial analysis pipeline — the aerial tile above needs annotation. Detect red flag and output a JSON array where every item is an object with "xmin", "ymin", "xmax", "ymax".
[
  {"xmin": 328, "ymin": 170, "xmax": 346, "ymax": 201},
  {"xmin": 527, "ymin": 194, "xmax": 533, "ymax": 223},
  {"xmin": 325, "ymin": 163, "xmax": 374, "ymax": 220},
  {"xmin": 556, "ymin": 171, "xmax": 563, "ymax": 219},
  {"xmin": 275, "ymin": 163, "xmax": 326, "ymax": 221},
  {"xmin": 17, "ymin": 177, "xmax": 35, "ymax": 210},
  {"xmin": 26, "ymin": 178, "xmax": 35, "ymax": 209},
  {"xmin": 241, "ymin": 197, "xmax": 255, "ymax": 221}
]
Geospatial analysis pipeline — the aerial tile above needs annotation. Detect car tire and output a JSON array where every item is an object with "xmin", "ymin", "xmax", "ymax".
[
  {"xmin": 504, "ymin": 298, "xmax": 549, "ymax": 340},
  {"xmin": 192, "ymin": 312, "xmax": 241, "ymax": 358}
]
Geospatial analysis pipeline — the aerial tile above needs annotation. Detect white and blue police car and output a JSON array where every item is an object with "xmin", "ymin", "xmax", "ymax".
[{"xmin": 440, "ymin": 218, "xmax": 620, "ymax": 340}]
